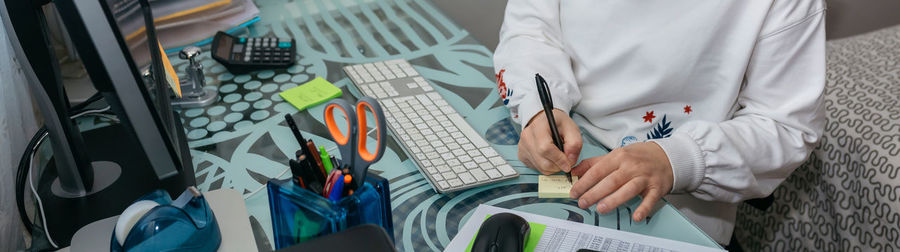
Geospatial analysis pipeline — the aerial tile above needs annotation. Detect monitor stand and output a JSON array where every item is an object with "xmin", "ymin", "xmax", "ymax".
[{"xmin": 34, "ymin": 123, "xmax": 193, "ymax": 247}]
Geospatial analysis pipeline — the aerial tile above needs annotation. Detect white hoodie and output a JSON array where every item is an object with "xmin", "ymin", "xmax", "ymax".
[{"xmin": 493, "ymin": 0, "xmax": 826, "ymax": 244}]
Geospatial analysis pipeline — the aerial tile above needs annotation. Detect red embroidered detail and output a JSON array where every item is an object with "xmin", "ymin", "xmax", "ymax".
[
  {"xmin": 496, "ymin": 69, "xmax": 507, "ymax": 99},
  {"xmin": 642, "ymin": 111, "xmax": 656, "ymax": 123},
  {"xmin": 684, "ymin": 105, "xmax": 692, "ymax": 114}
]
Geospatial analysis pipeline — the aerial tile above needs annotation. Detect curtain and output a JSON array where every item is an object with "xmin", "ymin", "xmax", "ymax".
[{"xmin": 0, "ymin": 22, "xmax": 40, "ymax": 251}]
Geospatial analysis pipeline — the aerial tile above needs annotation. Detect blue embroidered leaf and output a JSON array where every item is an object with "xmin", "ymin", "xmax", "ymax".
[{"xmin": 646, "ymin": 115, "xmax": 672, "ymax": 140}]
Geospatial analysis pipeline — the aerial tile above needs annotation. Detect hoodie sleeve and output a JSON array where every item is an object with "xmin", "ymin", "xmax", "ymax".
[
  {"xmin": 650, "ymin": 9, "xmax": 827, "ymax": 202},
  {"xmin": 493, "ymin": 0, "xmax": 581, "ymax": 125}
]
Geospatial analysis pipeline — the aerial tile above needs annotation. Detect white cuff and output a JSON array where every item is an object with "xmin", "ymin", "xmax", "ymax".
[
  {"xmin": 518, "ymin": 92, "xmax": 572, "ymax": 127},
  {"xmin": 649, "ymin": 133, "xmax": 706, "ymax": 194}
]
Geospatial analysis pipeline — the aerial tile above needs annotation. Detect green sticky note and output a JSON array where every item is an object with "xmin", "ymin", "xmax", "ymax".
[
  {"xmin": 279, "ymin": 77, "xmax": 343, "ymax": 111},
  {"xmin": 465, "ymin": 214, "xmax": 546, "ymax": 252}
]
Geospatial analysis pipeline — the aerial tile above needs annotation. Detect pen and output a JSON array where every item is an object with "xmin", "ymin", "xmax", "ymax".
[
  {"xmin": 284, "ymin": 114, "xmax": 307, "ymax": 146},
  {"xmin": 300, "ymin": 159, "xmax": 326, "ymax": 194},
  {"xmin": 320, "ymin": 146, "xmax": 334, "ymax": 174},
  {"xmin": 289, "ymin": 159, "xmax": 306, "ymax": 189},
  {"xmin": 286, "ymin": 115, "xmax": 316, "ymax": 168},
  {"xmin": 535, "ymin": 73, "xmax": 573, "ymax": 183},
  {"xmin": 307, "ymin": 140, "xmax": 325, "ymax": 175}
]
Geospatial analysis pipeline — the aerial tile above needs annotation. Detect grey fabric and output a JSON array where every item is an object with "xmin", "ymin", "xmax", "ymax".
[
  {"xmin": 0, "ymin": 23, "xmax": 39, "ymax": 251},
  {"xmin": 735, "ymin": 25, "xmax": 900, "ymax": 251}
]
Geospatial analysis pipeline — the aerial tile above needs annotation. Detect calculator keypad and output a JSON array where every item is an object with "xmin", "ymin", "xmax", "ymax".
[{"xmin": 234, "ymin": 37, "xmax": 293, "ymax": 64}]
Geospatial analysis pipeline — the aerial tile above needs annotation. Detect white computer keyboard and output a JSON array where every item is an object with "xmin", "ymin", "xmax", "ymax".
[{"xmin": 343, "ymin": 59, "xmax": 518, "ymax": 193}]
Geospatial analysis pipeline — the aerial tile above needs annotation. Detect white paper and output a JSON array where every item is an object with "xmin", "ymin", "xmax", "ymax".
[{"xmin": 445, "ymin": 204, "xmax": 724, "ymax": 252}]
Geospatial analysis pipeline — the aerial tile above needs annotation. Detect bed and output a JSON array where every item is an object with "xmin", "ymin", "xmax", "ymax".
[{"xmin": 734, "ymin": 24, "xmax": 900, "ymax": 251}]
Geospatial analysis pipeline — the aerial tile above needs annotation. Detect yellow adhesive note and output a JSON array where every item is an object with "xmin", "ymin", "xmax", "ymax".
[
  {"xmin": 158, "ymin": 41, "xmax": 181, "ymax": 97},
  {"xmin": 538, "ymin": 175, "xmax": 578, "ymax": 198},
  {"xmin": 279, "ymin": 77, "xmax": 343, "ymax": 111}
]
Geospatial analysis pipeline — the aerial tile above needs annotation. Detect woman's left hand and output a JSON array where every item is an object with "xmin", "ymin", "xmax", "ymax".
[{"xmin": 569, "ymin": 142, "xmax": 674, "ymax": 222}]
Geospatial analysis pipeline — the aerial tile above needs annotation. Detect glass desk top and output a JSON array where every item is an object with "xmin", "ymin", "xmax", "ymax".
[{"xmin": 167, "ymin": 0, "xmax": 721, "ymax": 250}]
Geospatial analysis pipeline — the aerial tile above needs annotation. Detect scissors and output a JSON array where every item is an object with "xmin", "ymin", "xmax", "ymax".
[{"xmin": 323, "ymin": 96, "xmax": 386, "ymax": 188}]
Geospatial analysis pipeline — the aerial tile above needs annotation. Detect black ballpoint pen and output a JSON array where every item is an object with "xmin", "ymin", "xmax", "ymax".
[
  {"xmin": 535, "ymin": 73, "xmax": 573, "ymax": 183},
  {"xmin": 284, "ymin": 114, "xmax": 307, "ymax": 145}
]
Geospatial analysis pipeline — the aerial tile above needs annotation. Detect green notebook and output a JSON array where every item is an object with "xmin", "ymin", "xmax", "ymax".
[{"xmin": 279, "ymin": 77, "xmax": 343, "ymax": 111}]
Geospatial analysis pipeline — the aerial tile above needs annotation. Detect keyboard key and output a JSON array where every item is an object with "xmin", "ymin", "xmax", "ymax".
[
  {"xmin": 485, "ymin": 169, "xmax": 502, "ymax": 179},
  {"xmin": 459, "ymin": 172, "xmax": 475, "ymax": 184},
  {"xmin": 438, "ymin": 181, "xmax": 449, "ymax": 189},
  {"xmin": 464, "ymin": 161, "xmax": 477, "ymax": 169},
  {"xmin": 442, "ymin": 172, "xmax": 457, "ymax": 180},
  {"xmin": 425, "ymin": 167, "xmax": 437, "ymax": 174},
  {"xmin": 490, "ymin": 156, "xmax": 506, "ymax": 166},
  {"xmin": 498, "ymin": 165, "xmax": 516, "ymax": 176},
  {"xmin": 470, "ymin": 169, "xmax": 489, "ymax": 181},
  {"xmin": 452, "ymin": 165, "xmax": 467, "ymax": 173},
  {"xmin": 437, "ymin": 165, "xmax": 451, "ymax": 173},
  {"xmin": 442, "ymin": 137, "xmax": 456, "ymax": 145},
  {"xmin": 447, "ymin": 114, "xmax": 490, "ymax": 148},
  {"xmin": 448, "ymin": 178, "xmax": 463, "ymax": 187},
  {"xmin": 431, "ymin": 173, "xmax": 443, "ymax": 181},
  {"xmin": 416, "ymin": 94, "xmax": 433, "ymax": 105},
  {"xmin": 480, "ymin": 147, "xmax": 499, "ymax": 157}
]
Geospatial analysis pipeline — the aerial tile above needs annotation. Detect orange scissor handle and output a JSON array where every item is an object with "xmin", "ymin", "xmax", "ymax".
[
  {"xmin": 324, "ymin": 99, "xmax": 356, "ymax": 148},
  {"xmin": 354, "ymin": 97, "xmax": 386, "ymax": 165},
  {"xmin": 323, "ymin": 97, "xmax": 385, "ymax": 171}
]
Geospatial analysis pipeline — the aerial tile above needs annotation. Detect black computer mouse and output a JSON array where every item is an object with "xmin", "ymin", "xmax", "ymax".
[{"xmin": 471, "ymin": 212, "xmax": 530, "ymax": 252}]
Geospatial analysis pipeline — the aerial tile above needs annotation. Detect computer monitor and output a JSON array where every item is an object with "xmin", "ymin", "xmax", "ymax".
[
  {"xmin": 61, "ymin": 0, "xmax": 193, "ymax": 183},
  {"xmin": 1, "ymin": 0, "xmax": 195, "ymax": 247}
]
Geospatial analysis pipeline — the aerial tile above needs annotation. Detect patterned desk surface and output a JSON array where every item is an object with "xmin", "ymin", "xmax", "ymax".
[{"xmin": 168, "ymin": 0, "xmax": 720, "ymax": 250}]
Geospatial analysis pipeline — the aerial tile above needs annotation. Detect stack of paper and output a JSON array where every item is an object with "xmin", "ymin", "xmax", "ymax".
[
  {"xmin": 112, "ymin": 0, "xmax": 260, "ymax": 54},
  {"xmin": 152, "ymin": 0, "xmax": 261, "ymax": 53}
]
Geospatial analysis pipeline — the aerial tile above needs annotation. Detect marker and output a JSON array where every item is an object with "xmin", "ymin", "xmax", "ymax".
[
  {"xmin": 320, "ymin": 146, "xmax": 334, "ymax": 174},
  {"xmin": 322, "ymin": 170, "xmax": 342, "ymax": 197},
  {"xmin": 328, "ymin": 175, "xmax": 346, "ymax": 201}
]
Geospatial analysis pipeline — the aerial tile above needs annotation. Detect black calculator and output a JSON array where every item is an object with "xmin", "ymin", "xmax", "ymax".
[{"xmin": 210, "ymin": 31, "xmax": 296, "ymax": 73}]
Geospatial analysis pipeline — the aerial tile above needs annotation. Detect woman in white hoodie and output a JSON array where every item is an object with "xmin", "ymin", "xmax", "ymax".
[{"xmin": 494, "ymin": 0, "xmax": 826, "ymax": 245}]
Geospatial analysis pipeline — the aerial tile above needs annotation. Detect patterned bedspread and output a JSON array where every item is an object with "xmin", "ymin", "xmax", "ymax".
[{"xmin": 735, "ymin": 25, "xmax": 900, "ymax": 251}]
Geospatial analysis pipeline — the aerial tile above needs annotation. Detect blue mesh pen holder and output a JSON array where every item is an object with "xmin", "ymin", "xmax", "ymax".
[{"xmin": 267, "ymin": 172, "xmax": 393, "ymax": 249}]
